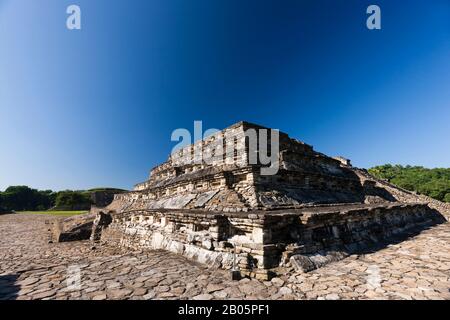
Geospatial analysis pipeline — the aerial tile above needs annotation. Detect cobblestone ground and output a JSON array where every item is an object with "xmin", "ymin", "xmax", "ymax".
[{"xmin": 0, "ymin": 214, "xmax": 449, "ymax": 300}]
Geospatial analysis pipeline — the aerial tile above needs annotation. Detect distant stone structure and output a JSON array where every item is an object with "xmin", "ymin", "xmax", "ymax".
[
  {"xmin": 91, "ymin": 189, "xmax": 126, "ymax": 208},
  {"xmin": 64, "ymin": 121, "xmax": 449, "ymax": 280},
  {"xmin": 52, "ymin": 212, "xmax": 96, "ymax": 242}
]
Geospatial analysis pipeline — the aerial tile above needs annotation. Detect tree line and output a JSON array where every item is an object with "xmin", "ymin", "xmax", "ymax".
[
  {"xmin": 368, "ymin": 165, "xmax": 450, "ymax": 203},
  {"xmin": 0, "ymin": 186, "xmax": 125, "ymax": 212}
]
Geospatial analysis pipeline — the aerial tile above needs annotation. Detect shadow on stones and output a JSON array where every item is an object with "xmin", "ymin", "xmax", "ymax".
[
  {"xmin": 342, "ymin": 209, "xmax": 447, "ymax": 255},
  {"xmin": 0, "ymin": 274, "xmax": 20, "ymax": 300},
  {"xmin": 263, "ymin": 166, "xmax": 400, "ymax": 206},
  {"xmin": 290, "ymin": 209, "xmax": 447, "ymax": 272}
]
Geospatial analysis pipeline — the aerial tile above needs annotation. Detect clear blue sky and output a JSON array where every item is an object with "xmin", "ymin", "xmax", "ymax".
[{"xmin": 0, "ymin": 0, "xmax": 449, "ymax": 191}]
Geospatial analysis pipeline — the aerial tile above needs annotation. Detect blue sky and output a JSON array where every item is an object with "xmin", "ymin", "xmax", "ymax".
[{"xmin": 0, "ymin": 0, "xmax": 449, "ymax": 191}]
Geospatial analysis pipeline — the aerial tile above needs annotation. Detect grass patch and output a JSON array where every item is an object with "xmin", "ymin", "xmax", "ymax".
[{"xmin": 18, "ymin": 210, "xmax": 88, "ymax": 217}]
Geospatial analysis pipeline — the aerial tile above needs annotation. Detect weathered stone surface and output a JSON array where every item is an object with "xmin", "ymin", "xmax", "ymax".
[
  {"xmin": 271, "ymin": 278, "xmax": 285, "ymax": 287},
  {"xmin": 91, "ymin": 190, "xmax": 126, "ymax": 208},
  {"xmin": 32, "ymin": 290, "xmax": 56, "ymax": 300},
  {"xmin": 52, "ymin": 213, "xmax": 96, "ymax": 242},
  {"xmin": 290, "ymin": 251, "xmax": 349, "ymax": 272},
  {"xmin": 206, "ymin": 283, "xmax": 224, "ymax": 293},
  {"xmin": 107, "ymin": 289, "xmax": 133, "ymax": 299},
  {"xmin": 88, "ymin": 121, "xmax": 447, "ymax": 278},
  {"xmin": 18, "ymin": 277, "xmax": 40, "ymax": 286},
  {"xmin": 291, "ymin": 255, "xmax": 316, "ymax": 273},
  {"xmin": 192, "ymin": 293, "xmax": 214, "ymax": 300},
  {"xmin": 279, "ymin": 287, "xmax": 293, "ymax": 295}
]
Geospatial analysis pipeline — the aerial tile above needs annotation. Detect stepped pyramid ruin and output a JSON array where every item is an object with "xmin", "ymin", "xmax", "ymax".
[
  {"xmin": 82, "ymin": 121, "xmax": 449, "ymax": 280},
  {"xmin": 109, "ymin": 121, "xmax": 369, "ymax": 212}
]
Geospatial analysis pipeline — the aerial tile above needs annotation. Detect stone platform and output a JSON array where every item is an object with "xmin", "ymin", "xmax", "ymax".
[{"xmin": 97, "ymin": 202, "xmax": 444, "ymax": 280}]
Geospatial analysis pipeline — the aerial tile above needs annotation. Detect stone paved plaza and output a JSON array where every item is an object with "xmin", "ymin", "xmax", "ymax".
[{"xmin": 0, "ymin": 213, "xmax": 449, "ymax": 300}]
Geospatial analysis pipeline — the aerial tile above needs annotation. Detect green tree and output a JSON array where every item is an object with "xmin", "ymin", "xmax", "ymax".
[
  {"xmin": 369, "ymin": 165, "xmax": 450, "ymax": 202},
  {"xmin": 444, "ymin": 193, "xmax": 450, "ymax": 203},
  {"xmin": 54, "ymin": 191, "xmax": 91, "ymax": 210},
  {"xmin": 1, "ymin": 186, "xmax": 42, "ymax": 211},
  {"xmin": 0, "ymin": 186, "xmax": 125, "ymax": 212}
]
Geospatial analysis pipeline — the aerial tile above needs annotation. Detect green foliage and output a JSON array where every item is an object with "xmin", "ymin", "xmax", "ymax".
[
  {"xmin": 54, "ymin": 190, "xmax": 91, "ymax": 210},
  {"xmin": 444, "ymin": 193, "xmax": 450, "ymax": 203},
  {"xmin": 0, "ymin": 193, "xmax": 6, "ymax": 212},
  {"xmin": 368, "ymin": 165, "xmax": 450, "ymax": 203},
  {"xmin": 0, "ymin": 186, "xmax": 126, "ymax": 212},
  {"xmin": 0, "ymin": 186, "xmax": 56, "ymax": 211}
]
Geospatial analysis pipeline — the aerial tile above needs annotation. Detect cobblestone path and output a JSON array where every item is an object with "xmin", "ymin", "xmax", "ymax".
[{"xmin": 0, "ymin": 214, "xmax": 449, "ymax": 300}]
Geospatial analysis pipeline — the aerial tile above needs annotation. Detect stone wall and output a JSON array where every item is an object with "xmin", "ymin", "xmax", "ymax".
[
  {"xmin": 100, "ymin": 209, "xmax": 267, "ymax": 278},
  {"xmin": 91, "ymin": 190, "xmax": 125, "ymax": 208},
  {"xmin": 98, "ymin": 202, "xmax": 445, "ymax": 279},
  {"xmin": 134, "ymin": 122, "xmax": 251, "ymax": 191},
  {"xmin": 275, "ymin": 203, "xmax": 445, "ymax": 271},
  {"xmin": 52, "ymin": 212, "xmax": 96, "ymax": 242}
]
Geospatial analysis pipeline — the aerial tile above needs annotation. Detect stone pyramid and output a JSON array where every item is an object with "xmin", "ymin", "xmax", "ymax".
[
  {"xmin": 107, "ymin": 121, "xmax": 396, "ymax": 213},
  {"xmin": 82, "ymin": 121, "xmax": 449, "ymax": 279}
]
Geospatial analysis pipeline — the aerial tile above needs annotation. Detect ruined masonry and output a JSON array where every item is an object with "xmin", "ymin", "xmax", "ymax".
[{"xmin": 73, "ymin": 121, "xmax": 449, "ymax": 280}]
